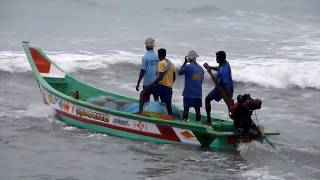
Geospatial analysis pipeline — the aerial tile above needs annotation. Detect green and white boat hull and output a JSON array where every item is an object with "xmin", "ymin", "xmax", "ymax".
[{"xmin": 22, "ymin": 41, "xmax": 279, "ymax": 151}]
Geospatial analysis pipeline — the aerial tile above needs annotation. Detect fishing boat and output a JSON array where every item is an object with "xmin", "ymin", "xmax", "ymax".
[{"xmin": 22, "ymin": 41, "xmax": 279, "ymax": 150}]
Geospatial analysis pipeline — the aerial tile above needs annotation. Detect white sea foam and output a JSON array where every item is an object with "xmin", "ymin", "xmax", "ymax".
[
  {"xmin": 87, "ymin": 133, "xmax": 108, "ymax": 139},
  {"xmin": 184, "ymin": 157, "xmax": 200, "ymax": 162},
  {"xmin": 0, "ymin": 51, "xmax": 31, "ymax": 73},
  {"xmin": 231, "ymin": 58, "xmax": 320, "ymax": 89},
  {"xmin": 63, "ymin": 126, "xmax": 77, "ymax": 131},
  {"xmin": 241, "ymin": 166, "xmax": 284, "ymax": 180},
  {"xmin": 25, "ymin": 104, "xmax": 51, "ymax": 118},
  {"xmin": 235, "ymin": 10, "xmax": 272, "ymax": 19},
  {"xmin": 1, "ymin": 50, "xmax": 320, "ymax": 89}
]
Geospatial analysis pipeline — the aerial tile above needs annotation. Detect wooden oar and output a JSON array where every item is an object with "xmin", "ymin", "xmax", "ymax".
[
  {"xmin": 264, "ymin": 135, "xmax": 277, "ymax": 150},
  {"xmin": 252, "ymin": 115, "xmax": 278, "ymax": 150}
]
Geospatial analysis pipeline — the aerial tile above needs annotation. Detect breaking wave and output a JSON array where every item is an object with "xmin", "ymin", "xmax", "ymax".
[
  {"xmin": 1, "ymin": 50, "xmax": 319, "ymax": 89},
  {"xmin": 164, "ymin": 5, "xmax": 223, "ymax": 15}
]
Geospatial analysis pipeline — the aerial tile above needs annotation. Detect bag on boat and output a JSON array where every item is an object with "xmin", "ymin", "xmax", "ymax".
[
  {"xmin": 143, "ymin": 102, "xmax": 182, "ymax": 120},
  {"xmin": 143, "ymin": 102, "xmax": 167, "ymax": 117},
  {"xmin": 86, "ymin": 96, "xmax": 131, "ymax": 111}
]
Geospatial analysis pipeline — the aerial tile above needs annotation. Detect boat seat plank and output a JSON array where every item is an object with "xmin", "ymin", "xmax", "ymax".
[{"xmin": 44, "ymin": 77, "xmax": 67, "ymax": 84}]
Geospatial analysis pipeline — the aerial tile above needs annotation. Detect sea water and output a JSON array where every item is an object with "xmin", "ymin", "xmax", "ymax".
[{"xmin": 1, "ymin": 0, "xmax": 320, "ymax": 179}]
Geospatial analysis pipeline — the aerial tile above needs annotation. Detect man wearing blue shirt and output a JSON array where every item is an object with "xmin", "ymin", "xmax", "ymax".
[
  {"xmin": 136, "ymin": 38, "xmax": 160, "ymax": 114},
  {"xmin": 179, "ymin": 50, "xmax": 204, "ymax": 122},
  {"xmin": 203, "ymin": 51, "xmax": 234, "ymax": 125}
]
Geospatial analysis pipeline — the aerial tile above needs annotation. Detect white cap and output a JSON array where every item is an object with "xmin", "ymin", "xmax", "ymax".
[
  {"xmin": 187, "ymin": 50, "xmax": 199, "ymax": 60},
  {"xmin": 145, "ymin": 38, "xmax": 155, "ymax": 47}
]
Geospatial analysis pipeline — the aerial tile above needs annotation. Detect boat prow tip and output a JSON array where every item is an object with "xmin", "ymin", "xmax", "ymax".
[{"xmin": 22, "ymin": 41, "xmax": 29, "ymax": 45}]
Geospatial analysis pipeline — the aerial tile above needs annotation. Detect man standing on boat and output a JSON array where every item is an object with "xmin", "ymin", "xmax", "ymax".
[
  {"xmin": 146, "ymin": 48, "xmax": 175, "ymax": 120},
  {"xmin": 136, "ymin": 38, "xmax": 160, "ymax": 114},
  {"xmin": 178, "ymin": 50, "xmax": 204, "ymax": 122},
  {"xmin": 203, "ymin": 51, "xmax": 234, "ymax": 125}
]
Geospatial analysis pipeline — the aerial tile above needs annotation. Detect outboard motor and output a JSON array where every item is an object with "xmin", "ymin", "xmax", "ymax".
[{"xmin": 229, "ymin": 94, "xmax": 262, "ymax": 134}]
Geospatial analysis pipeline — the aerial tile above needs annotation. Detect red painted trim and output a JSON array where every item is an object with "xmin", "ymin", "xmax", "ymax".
[
  {"xmin": 29, "ymin": 47, "xmax": 51, "ymax": 73},
  {"xmin": 156, "ymin": 125, "xmax": 181, "ymax": 142},
  {"xmin": 56, "ymin": 109, "xmax": 181, "ymax": 142}
]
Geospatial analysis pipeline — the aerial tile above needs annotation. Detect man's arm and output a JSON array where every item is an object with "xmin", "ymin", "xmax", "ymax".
[
  {"xmin": 136, "ymin": 69, "xmax": 145, "ymax": 91},
  {"xmin": 178, "ymin": 56, "xmax": 188, "ymax": 75},
  {"xmin": 147, "ymin": 72, "xmax": 164, "ymax": 89},
  {"xmin": 136, "ymin": 55, "xmax": 148, "ymax": 91},
  {"xmin": 203, "ymin": 63, "xmax": 218, "ymax": 71},
  {"xmin": 178, "ymin": 63, "xmax": 187, "ymax": 75},
  {"xmin": 210, "ymin": 66, "xmax": 219, "ymax": 71},
  {"xmin": 173, "ymin": 71, "xmax": 176, "ymax": 82}
]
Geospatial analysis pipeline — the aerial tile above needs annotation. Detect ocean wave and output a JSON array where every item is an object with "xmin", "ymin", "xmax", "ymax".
[
  {"xmin": 187, "ymin": 5, "xmax": 222, "ymax": 14},
  {"xmin": 241, "ymin": 166, "xmax": 284, "ymax": 180},
  {"xmin": 164, "ymin": 5, "xmax": 223, "ymax": 15},
  {"xmin": 0, "ymin": 51, "xmax": 31, "ymax": 73},
  {"xmin": 235, "ymin": 10, "xmax": 271, "ymax": 18},
  {"xmin": 231, "ymin": 58, "xmax": 320, "ymax": 89},
  {"xmin": 1, "ymin": 51, "xmax": 319, "ymax": 89}
]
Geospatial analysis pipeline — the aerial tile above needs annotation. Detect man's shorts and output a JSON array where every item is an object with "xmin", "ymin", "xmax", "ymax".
[
  {"xmin": 183, "ymin": 97, "xmax": 202, "ymax": 108},
  {"xmin": 141, "ymin": 85, "xmax": 159, "ymax": 102},
  {"xmin": 207, "ymin": 88, "xmax": 233, "ymax": 102},
  {"xmin": 157, "ymin": 84, "xmax": 172, "ymax": 105},
  {"xmin": 207, "ymin": 89, "xmax": 223, "ymax": 102}
]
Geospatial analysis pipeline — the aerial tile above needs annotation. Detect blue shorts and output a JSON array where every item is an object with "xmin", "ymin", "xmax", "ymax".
[
  {"xmin": 207, "ymin": 88, "xmax": 233, "ymax": 102},
  {"xmin": 207, "ymin": 89, "xmax": 222, "ymax": 101},
  {"xmin": 183, "ymin": 97, "xmax": 202, "ymax": 108},
  {"xmin": 157, "ymin": 84, "xmax": 172, "ymax": 105}
]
